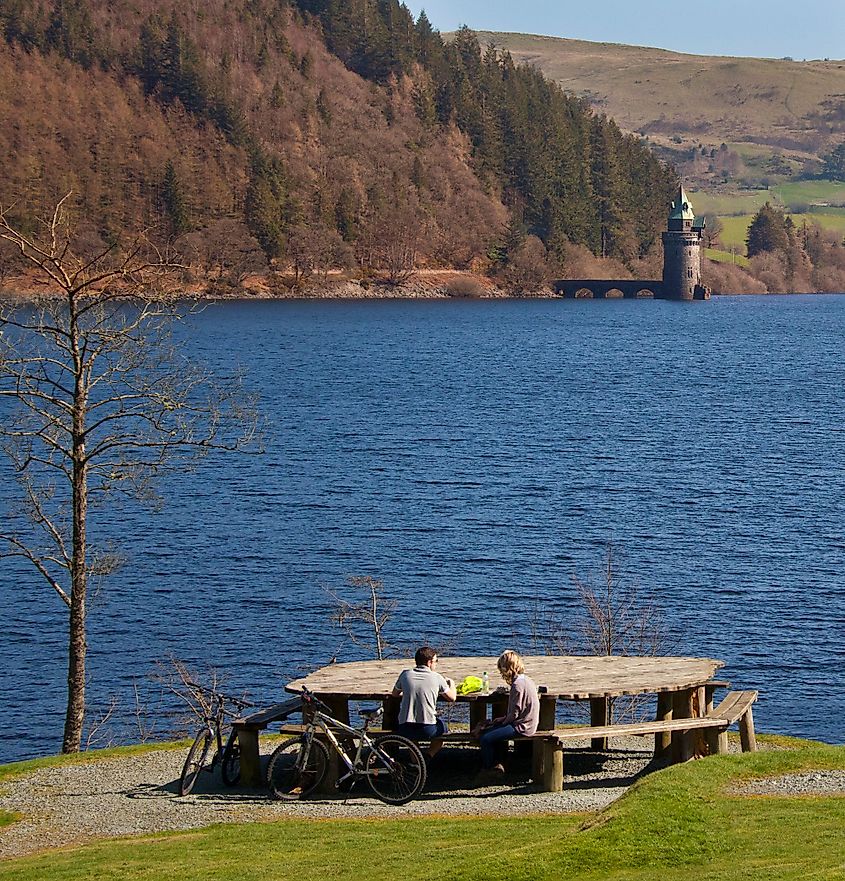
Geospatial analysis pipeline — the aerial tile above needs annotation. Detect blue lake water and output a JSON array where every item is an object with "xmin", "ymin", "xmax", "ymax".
[{"xmin": 1, "ymin": 295, "xmax": 844, "ymax": 762}]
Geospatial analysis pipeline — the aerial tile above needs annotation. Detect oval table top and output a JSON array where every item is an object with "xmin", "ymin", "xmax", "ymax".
[{"xmin": 286, "ymin": 655, "xmax": 725, "ymax": 701}]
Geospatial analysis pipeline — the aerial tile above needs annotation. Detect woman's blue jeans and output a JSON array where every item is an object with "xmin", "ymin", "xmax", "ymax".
[{"xmin": 479, "ymin": 723, "xmax": 517, "ymax": 768}]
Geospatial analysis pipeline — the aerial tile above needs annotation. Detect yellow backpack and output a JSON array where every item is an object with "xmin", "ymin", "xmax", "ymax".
[{"xmin": 456, "ymin": 675, "xmax": 483, "ymax": 695}]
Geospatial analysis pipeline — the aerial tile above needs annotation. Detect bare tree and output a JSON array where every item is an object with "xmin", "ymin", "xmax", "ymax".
[
  {"xmin": 529, "ymin": 543, "xmax": 674, "ymax": 723},
  {"xmin": 0, "ymin": 196, "xmax": 259, "ymax": 753},
  {"xmin": 573, "ymin": 543, "xmax": 670, "ymax": 658},
  {"xmin": 326, "ymin": 575, "xmax": 398, "ymax": 660}
]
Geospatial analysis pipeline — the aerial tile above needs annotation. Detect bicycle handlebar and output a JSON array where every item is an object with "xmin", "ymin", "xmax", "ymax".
[{"xmin": 300, "ymin": 686, "xmax": 333, "ymax": 715}]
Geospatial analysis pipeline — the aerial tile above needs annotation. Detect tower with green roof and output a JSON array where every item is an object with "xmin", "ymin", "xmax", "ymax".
[{"xmin": 661, "ymin": 185, "xmax": 709, "ymax": 300}]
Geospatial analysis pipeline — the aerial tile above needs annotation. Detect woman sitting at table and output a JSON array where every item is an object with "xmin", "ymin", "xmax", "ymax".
[{"xmin": 477, "ymin": 650, "xmax": 540, "ymax": 779}]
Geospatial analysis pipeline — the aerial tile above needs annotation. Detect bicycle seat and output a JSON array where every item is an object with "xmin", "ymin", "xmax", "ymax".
[{"xmin": 359, "ymin": 707, "xmax": 383, "ymax": 721}]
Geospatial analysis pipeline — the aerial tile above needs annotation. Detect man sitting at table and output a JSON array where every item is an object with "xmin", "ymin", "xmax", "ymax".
[{"xmin": 392, "ymin": 646, "xmax": 457, "ymax": 757}]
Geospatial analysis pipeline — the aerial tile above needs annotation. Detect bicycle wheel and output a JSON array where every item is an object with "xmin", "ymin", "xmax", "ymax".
[
  {"xmin": 221, "ymin": 730, "xmax": 241, "ymax": 786},
  {"xmin": 366, "ymin": 734, "xmax": 427, "ymax": 805},
  {"xmin": 180, "ymin": 728, "xmax": 212, "ymax": 796},
  {"xmin": 266, "ymin": 736, "xmax": 329, "ymax": 800}
]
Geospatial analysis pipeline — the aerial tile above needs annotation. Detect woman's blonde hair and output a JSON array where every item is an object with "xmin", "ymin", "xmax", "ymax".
[{"xmin": 497, "ymin": 650, "xmax": 525, "ymax": 685}]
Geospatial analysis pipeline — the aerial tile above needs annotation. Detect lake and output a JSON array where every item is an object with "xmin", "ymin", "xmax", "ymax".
[{"xmin": 1, "ymin": 294, "xmax": 843, "ymax": 762}]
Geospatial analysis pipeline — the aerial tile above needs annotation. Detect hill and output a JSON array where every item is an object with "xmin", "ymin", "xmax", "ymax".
[
  {"xmin": 0, "ymin": 1, "xmax": 676, "ymax": 292},
  {"xmin": 472, "ymin": 31, "xmax": 845, "ymax": 189}
]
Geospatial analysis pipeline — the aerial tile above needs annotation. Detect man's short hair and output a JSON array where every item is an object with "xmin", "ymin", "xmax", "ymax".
[{"xmin": 415, "ymin": 646, "xmax": 437, "ymax": 666}]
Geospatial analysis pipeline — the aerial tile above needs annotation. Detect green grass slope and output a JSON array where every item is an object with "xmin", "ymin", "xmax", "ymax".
[
  {"xmin": 473, "ymin": 30, "xmax": 845, "ymax": 164},
  {"xmin": 1, "ymin": 738, "xmax": 844, "ymax": 881}
]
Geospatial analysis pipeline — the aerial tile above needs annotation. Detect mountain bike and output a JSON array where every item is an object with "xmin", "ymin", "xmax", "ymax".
[
  {"xmin": 179, "ymin": 683, "xmax": 253, "ymax": 796},
  {"xmin": 266, "ymin": 688, "xmax": 426, "ymax": 805}
]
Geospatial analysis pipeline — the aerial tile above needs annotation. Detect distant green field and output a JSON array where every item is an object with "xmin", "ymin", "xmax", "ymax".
[
  {"xmin": 693, "ymin": 191, "xmax": 771, "ymax": 216},
  {"xmin": 705, "ymin": 248, "xmax": 750, "ymax": 267},
  {"xmin": 776, "ymin": 180, "xmax": 845, "ymax": 206},
  {"xmin": 709, "ymin": 209, "xmax": 845, "ymax": 254},
  {"xmin": 718, "ymin": 216, "xmax": 754, "ymax": 252},
  {"xmin": 694, "ymin": 180, "xmax": 845, "ymax": 220}
]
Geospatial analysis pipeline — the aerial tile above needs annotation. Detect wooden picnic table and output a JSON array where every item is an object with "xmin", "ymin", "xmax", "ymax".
[
  {"xmin": 233, "ymin": 655, "xmax": 741, "ymax": 791},
  {"xmin": 285, "ymin": 654, "xmax": 725, "ymax": 752}
]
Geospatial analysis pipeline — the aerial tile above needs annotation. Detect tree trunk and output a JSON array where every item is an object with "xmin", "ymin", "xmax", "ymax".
[
  {"xmin": 63, "ymin": 456, "xmax": 88, "ymax": 752},
  {"xmin": 63, "ymin": 305, "xmax": 88, "ymax": 754}
]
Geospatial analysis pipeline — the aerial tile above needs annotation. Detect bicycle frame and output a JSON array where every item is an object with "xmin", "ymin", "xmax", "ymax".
[
  {"xmin": 302, "ymin": 709, "xmax": 398, "ymax": 785},
  {"xmin": 191, "ymin": 689, "xmax": 249, "ymax": 772}
]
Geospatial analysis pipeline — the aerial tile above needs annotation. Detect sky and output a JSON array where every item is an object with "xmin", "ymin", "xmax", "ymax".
[{"xmin": 403, "ymin": 0, "xmax": 845, "ymax": 60}]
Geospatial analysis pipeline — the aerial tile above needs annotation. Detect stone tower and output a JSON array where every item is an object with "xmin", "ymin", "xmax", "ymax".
[{"xmin": 661, "ymin": 185, "xmax": 710, "ymax": 300}]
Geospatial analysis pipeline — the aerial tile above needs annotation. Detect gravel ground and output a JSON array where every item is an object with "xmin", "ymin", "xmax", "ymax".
[
  {"xmin": 0, "ymin": 737, "xmax": 664, "ymax": 859},
  {"xmin": 2, "ymin": 736, "xmax": 821, "ymax": 861},
  {"xmin": 730, "ymin": 770, "xmax": 845, "ymax": 797}
]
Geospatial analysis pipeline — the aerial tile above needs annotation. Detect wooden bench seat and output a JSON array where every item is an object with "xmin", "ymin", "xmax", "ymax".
[
  {"xmin": 232, "ymin": 697, "xmax": 303, "ymax": 731},
  {"xmin": 706, "ymin": 689, "xmax": 758, "ymax": 755}
]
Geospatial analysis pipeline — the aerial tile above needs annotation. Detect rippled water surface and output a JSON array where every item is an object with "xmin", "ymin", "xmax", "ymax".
[{"xmin": 1, "ymin": 295, "xmax": 844, "ymax": 761}]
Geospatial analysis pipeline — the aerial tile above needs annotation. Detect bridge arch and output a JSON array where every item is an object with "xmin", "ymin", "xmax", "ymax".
[{"xmin": 554, "ymin": 279, "xmax": 664, "ymax": 299}]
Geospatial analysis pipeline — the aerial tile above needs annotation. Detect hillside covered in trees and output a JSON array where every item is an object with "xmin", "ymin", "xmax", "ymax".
[{"xmin": 0, "ymin": 0, "xmax": 679, "ymax": 291}]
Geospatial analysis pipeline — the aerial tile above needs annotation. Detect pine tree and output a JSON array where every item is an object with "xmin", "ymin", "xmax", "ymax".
[
  {"xmin": 160, "ymin": 161, "xmax": 190, "ymax": 236},
  {"xmin": 746, "ymin": 203, "xmax": 790, "ymax": 257},
  {"xmin": 335, "ymin": 188, "xmax": 357, "ymax": 242},
  {"xmin": 45, "ymin": 0, "xmax": 98, "ymax": 69},
  {"xmin": 245, "ymin": 153, "xmax": 289, "ymax": 261}
]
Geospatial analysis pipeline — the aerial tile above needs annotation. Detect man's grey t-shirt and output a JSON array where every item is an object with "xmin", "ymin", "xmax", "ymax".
[{"xmin": 394, "ymin": 666, "xmax": 449, "ymax": 725}]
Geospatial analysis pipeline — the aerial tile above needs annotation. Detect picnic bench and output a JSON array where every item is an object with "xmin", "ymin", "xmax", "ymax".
[
  {"xmin": 433, "ymin": 689, "xmax": 758, "ymax": 791},
  {"xmin": 231, "ymin": 696, "xmax": 303, "ymax": 786},
  {"xmin": 232, "ymin": 655, "xmax": 759, "ymax": 793}
]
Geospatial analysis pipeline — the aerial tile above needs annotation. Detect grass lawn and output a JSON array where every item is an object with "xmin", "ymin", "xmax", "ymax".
[
  {"xmin": 693, "ymin": 191, "xmax": 771, "ymax": 217},
  {"xmin": 718, "ymin": 216, "xmax": 755, "ymax": 252},
  {"xmin": 704, "ymin": 248, "xmax": 750, "ymax": 268},
  {"xmin": 694, "ymin": 181, "xmax": 845, "ymax": 223},
  {"xmin": 776, "ymin": 180, "xmax": 845, "ymax": 207},
  {"xmin": 714, "ymin": 210, "xmax": 845, "ymax": 255},
  {"xmin": 1, "ymin": 738, "xmax": 844, "ymax": 880}
]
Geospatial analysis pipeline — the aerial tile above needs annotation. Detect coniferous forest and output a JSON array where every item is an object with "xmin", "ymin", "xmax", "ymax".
[{"xmin": 0, "ymin": 0, "xmax": 679, "ymax": 289}]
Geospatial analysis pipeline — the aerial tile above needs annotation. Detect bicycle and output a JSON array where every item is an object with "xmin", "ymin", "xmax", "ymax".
[
  {"xmin": 266, "ymin": 688, "xmax": 427, "ymax": 805},
  {"xmin": 179, "ymin": 682, "xmax": 253, "ymax": 796}
]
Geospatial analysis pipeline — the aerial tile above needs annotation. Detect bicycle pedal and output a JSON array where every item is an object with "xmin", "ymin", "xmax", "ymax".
[{"xmin": 336, "ymin": 776, "xmax": 357, "ymax": 793}]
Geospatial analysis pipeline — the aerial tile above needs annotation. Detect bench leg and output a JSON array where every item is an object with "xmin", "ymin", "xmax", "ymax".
[
  {"xmin": 590, "ymin": 697, "xmax": 608, "ymax": 751},
  {"xmin": 531, "ymin": 739, "xmax": 547, "ymax": 782},
  {"xmin": 324, "ymin": 697, "xmax": 350, "ymax": 726},
  {"xmin": 469, "ymin": 701, "xmax": 487, "ymax": 730},
  {"xmin": 539, "ymin": 696, "xmax": 556, "ymax": 730},
  {"xmin": 717, "ymin": 729, "xmax": 729, "ymax": 754},
  {"xmin": 237, "ymin": 728, "xmax": 263, "ymax": 787},
  {"xmin": 382, "ymin": 696, "xmax": 400, "ymax": 730},
  {"xmin": 320, "ymin": 735, "xmax": 342, "ymax": 794},
  {"xmin": 540, "ymin": 740, "xmax": 564, "ymax": 792},
  {"xmin": 704, "ymin": 726, "xmax": 721, "ymax": 756},
  {"xmin": 739, "ymin": 706, "xmax": 758, "ymax": 753},
  {"xmin": 671, "ymin": 688, "xmax": 694, "ymax": 763},
  {"xmin": 678, "ymin": 729, "xmax": 695, "ymax": 763},
  {"xmin": 704, "ymin": 684, "xmax": 717, "ymax": 715},
  {"xmin": 654, "ymin": 692, "xmax": 673, "ymax": 759}
]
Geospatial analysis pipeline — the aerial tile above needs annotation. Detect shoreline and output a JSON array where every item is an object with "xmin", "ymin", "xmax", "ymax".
[{"xmin": 2, "ymin": 270, "xmax": 842, "ymax": 302}]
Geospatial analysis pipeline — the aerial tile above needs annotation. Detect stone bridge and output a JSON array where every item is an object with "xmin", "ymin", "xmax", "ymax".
[{"xmin": 553, "ymin": 279, "xmax": 663, "ymax": 299}]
